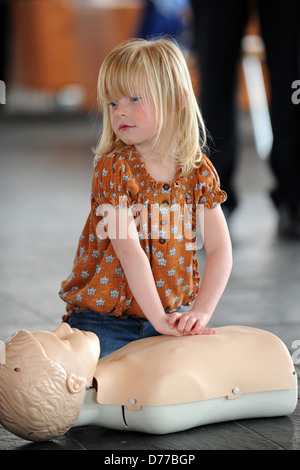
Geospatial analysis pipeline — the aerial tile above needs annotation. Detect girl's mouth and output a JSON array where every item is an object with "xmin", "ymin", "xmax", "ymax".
[{"xmin": 119, "ymin": 125, "xmax": 135, "ymax": 131}]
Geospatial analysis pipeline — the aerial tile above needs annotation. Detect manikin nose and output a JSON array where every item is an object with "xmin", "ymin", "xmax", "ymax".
[{"xmin": 53, "ymin": 322, "xmax": 73, "ymax": 338}]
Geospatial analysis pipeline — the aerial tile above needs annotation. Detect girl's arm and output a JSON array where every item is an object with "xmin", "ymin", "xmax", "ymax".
[
  {"xmin": 168, "ymin": 205, "xmax": 232, "ymax": 334},
  {"xmin": 100, "ymin": 204, "xmax": 181, "ymax": 336}
]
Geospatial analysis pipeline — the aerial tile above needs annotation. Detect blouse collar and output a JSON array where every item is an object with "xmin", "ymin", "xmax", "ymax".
[{"xmin": 128, "ymin": 146, "xmax": 185, "ymax": 188}]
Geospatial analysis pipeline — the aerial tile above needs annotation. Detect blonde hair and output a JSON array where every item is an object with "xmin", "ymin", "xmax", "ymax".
[{"xmin": 94, "ymin": 37, "xmax": 206, "ymax": 175}]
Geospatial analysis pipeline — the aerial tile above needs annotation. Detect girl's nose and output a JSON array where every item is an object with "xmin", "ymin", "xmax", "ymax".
[
  {"xmin": 116, "ymin": 100, "xmax": 127, "ymax": 116},
  {"xmin": 117, "ymin": 108, "xmax": 127, "ymax": 116}
]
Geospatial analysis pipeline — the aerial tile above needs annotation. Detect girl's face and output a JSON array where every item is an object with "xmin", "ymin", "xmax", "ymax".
[{"xmin": 108, "ymin": 95, "xmax": 158, "ymax": 155}]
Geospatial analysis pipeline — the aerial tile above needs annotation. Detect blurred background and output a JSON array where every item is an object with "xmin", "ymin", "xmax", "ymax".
[
  {"xmin": 1, "ymin": 0, "xmax": 269, "ymax": 116},
  {"xmin": 0, "ymin": 0, "xmax": 299, "ymax": 354}
]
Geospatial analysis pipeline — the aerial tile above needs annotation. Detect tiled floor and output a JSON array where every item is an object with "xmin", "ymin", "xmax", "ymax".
[{"xmin": 0, "ymin": 110, "xmax": 299, "ymax": 450}]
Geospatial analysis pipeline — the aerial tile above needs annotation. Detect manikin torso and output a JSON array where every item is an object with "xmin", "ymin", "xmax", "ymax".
[{"xmin": 73, "ymin": 326, "xmax": 297, "ymax": 434}]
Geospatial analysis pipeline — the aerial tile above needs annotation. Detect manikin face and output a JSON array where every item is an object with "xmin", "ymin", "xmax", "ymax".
[
  {"xmin": 32, "ymin": 323, "xmax": 100, "ymax": 382},
  {"xmin": 109, "ymin": 95, "xmax": 158, "ymax": 155}
]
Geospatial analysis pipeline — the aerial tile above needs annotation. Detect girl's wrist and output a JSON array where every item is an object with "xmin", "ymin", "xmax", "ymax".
[
  {"xmin": 148, "ymin": 310, "xmax": 168, "ymax": 330},
  {"xmin": 191, "ymin": 303, "xmax": 214, "ymax": 318}
]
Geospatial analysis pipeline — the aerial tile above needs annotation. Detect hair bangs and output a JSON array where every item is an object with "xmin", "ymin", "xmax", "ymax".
[{"xmin": 98, "ymin": 45, "xmax": 151, "ymax": 109}]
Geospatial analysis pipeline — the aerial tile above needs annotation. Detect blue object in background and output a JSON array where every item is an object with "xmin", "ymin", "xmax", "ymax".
[{"xmin": 139, "ymin": 0, "xmax": 190, "ymax": 39}]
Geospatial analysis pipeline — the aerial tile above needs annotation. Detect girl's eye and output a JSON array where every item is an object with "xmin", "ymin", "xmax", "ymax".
[
  {"xmin": 130, "ymin": 96, "xmax": 141, "ymax": 103},
  {"xmin": 109, "ymin": 101, "xmax": 118, "ymax": 108}
]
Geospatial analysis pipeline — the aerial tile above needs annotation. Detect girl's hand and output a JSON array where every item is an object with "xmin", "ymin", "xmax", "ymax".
[
  {"xmin": 153, "ymin": 315, "xmax": 186, "ymax": 336},
  {"xmin": 168, "ymin": 310, "xmax": 216, "ymax": 335}
]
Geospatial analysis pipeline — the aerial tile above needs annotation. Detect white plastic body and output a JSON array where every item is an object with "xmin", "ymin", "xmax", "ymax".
[{"xmin": 73, "ymin": 373, "xmax": 298, "ymax": 434}]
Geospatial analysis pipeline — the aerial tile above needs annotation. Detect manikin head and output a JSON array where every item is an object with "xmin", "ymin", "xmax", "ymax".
[{"xmin": 0, "ymin": 323, "xmax": 100, "ymax": 441}]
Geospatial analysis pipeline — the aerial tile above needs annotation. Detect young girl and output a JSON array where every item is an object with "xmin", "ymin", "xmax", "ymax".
[{"xmin": 60, "ymin": 38, "xmax": 232, "ymax": 357}]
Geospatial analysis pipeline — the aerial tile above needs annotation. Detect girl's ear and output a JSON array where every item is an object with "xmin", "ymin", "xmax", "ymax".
[
  {"xmin": 180, "ymin": 88, "xmax": 189, "ymax": 109},
  {"xmin": 66, "ymin": 373, "xmax": 87, "ymax": 394}
]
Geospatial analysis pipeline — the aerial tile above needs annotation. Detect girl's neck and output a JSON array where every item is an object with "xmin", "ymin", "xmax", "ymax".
[{"xmin": 135, "ymin": 145, "xmax": 177, "ymax": 183}]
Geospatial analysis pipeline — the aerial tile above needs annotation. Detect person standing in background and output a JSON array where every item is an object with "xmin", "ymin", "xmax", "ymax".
[{"xmin": 190, "ymin": 0, "xmax": 300, "ymax": 239}]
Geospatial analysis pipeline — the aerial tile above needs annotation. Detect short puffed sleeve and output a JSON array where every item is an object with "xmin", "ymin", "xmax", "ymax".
[
  {"xmin": 92, "ymin": 150, "xmax": 139, "ymax": 208},
  {"xmin": 194, "ymin": 155, "xmax": 227, "ymax": 209}
]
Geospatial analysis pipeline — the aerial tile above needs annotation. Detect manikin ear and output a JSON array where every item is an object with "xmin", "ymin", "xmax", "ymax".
[{"xmin": 66, "ymin": 373, "xmax": 87, "ymax": 394}]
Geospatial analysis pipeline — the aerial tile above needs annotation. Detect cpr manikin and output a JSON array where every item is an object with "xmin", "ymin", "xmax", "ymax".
[{"xmin": 0, "ymin": 324, "xmax": 297, "ymax": 441}]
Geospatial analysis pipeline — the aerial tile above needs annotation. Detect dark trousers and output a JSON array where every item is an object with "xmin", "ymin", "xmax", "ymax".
[{"xmin": 190, "ymin": 0, "xmax": 300, "ymax": 210}]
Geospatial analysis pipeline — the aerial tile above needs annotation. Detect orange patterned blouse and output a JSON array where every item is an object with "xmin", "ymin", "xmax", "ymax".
[{"xmin": 60, "ymin": 146, "xmax": 226, "ymax": 320}]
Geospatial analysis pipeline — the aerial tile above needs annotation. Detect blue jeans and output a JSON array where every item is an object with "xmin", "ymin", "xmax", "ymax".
[{"xmin": 66, "ymin": 310, "xmax": 163, "ymax": 358}]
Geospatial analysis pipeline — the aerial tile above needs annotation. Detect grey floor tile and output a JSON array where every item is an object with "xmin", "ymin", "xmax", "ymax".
[
  {"xmin": 66, "ymin": 420, "xmax": 282, "ymax": 450},
  {"xmin": 0, "ymin": 424, "xmax": 83, "ymax": 450}
]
